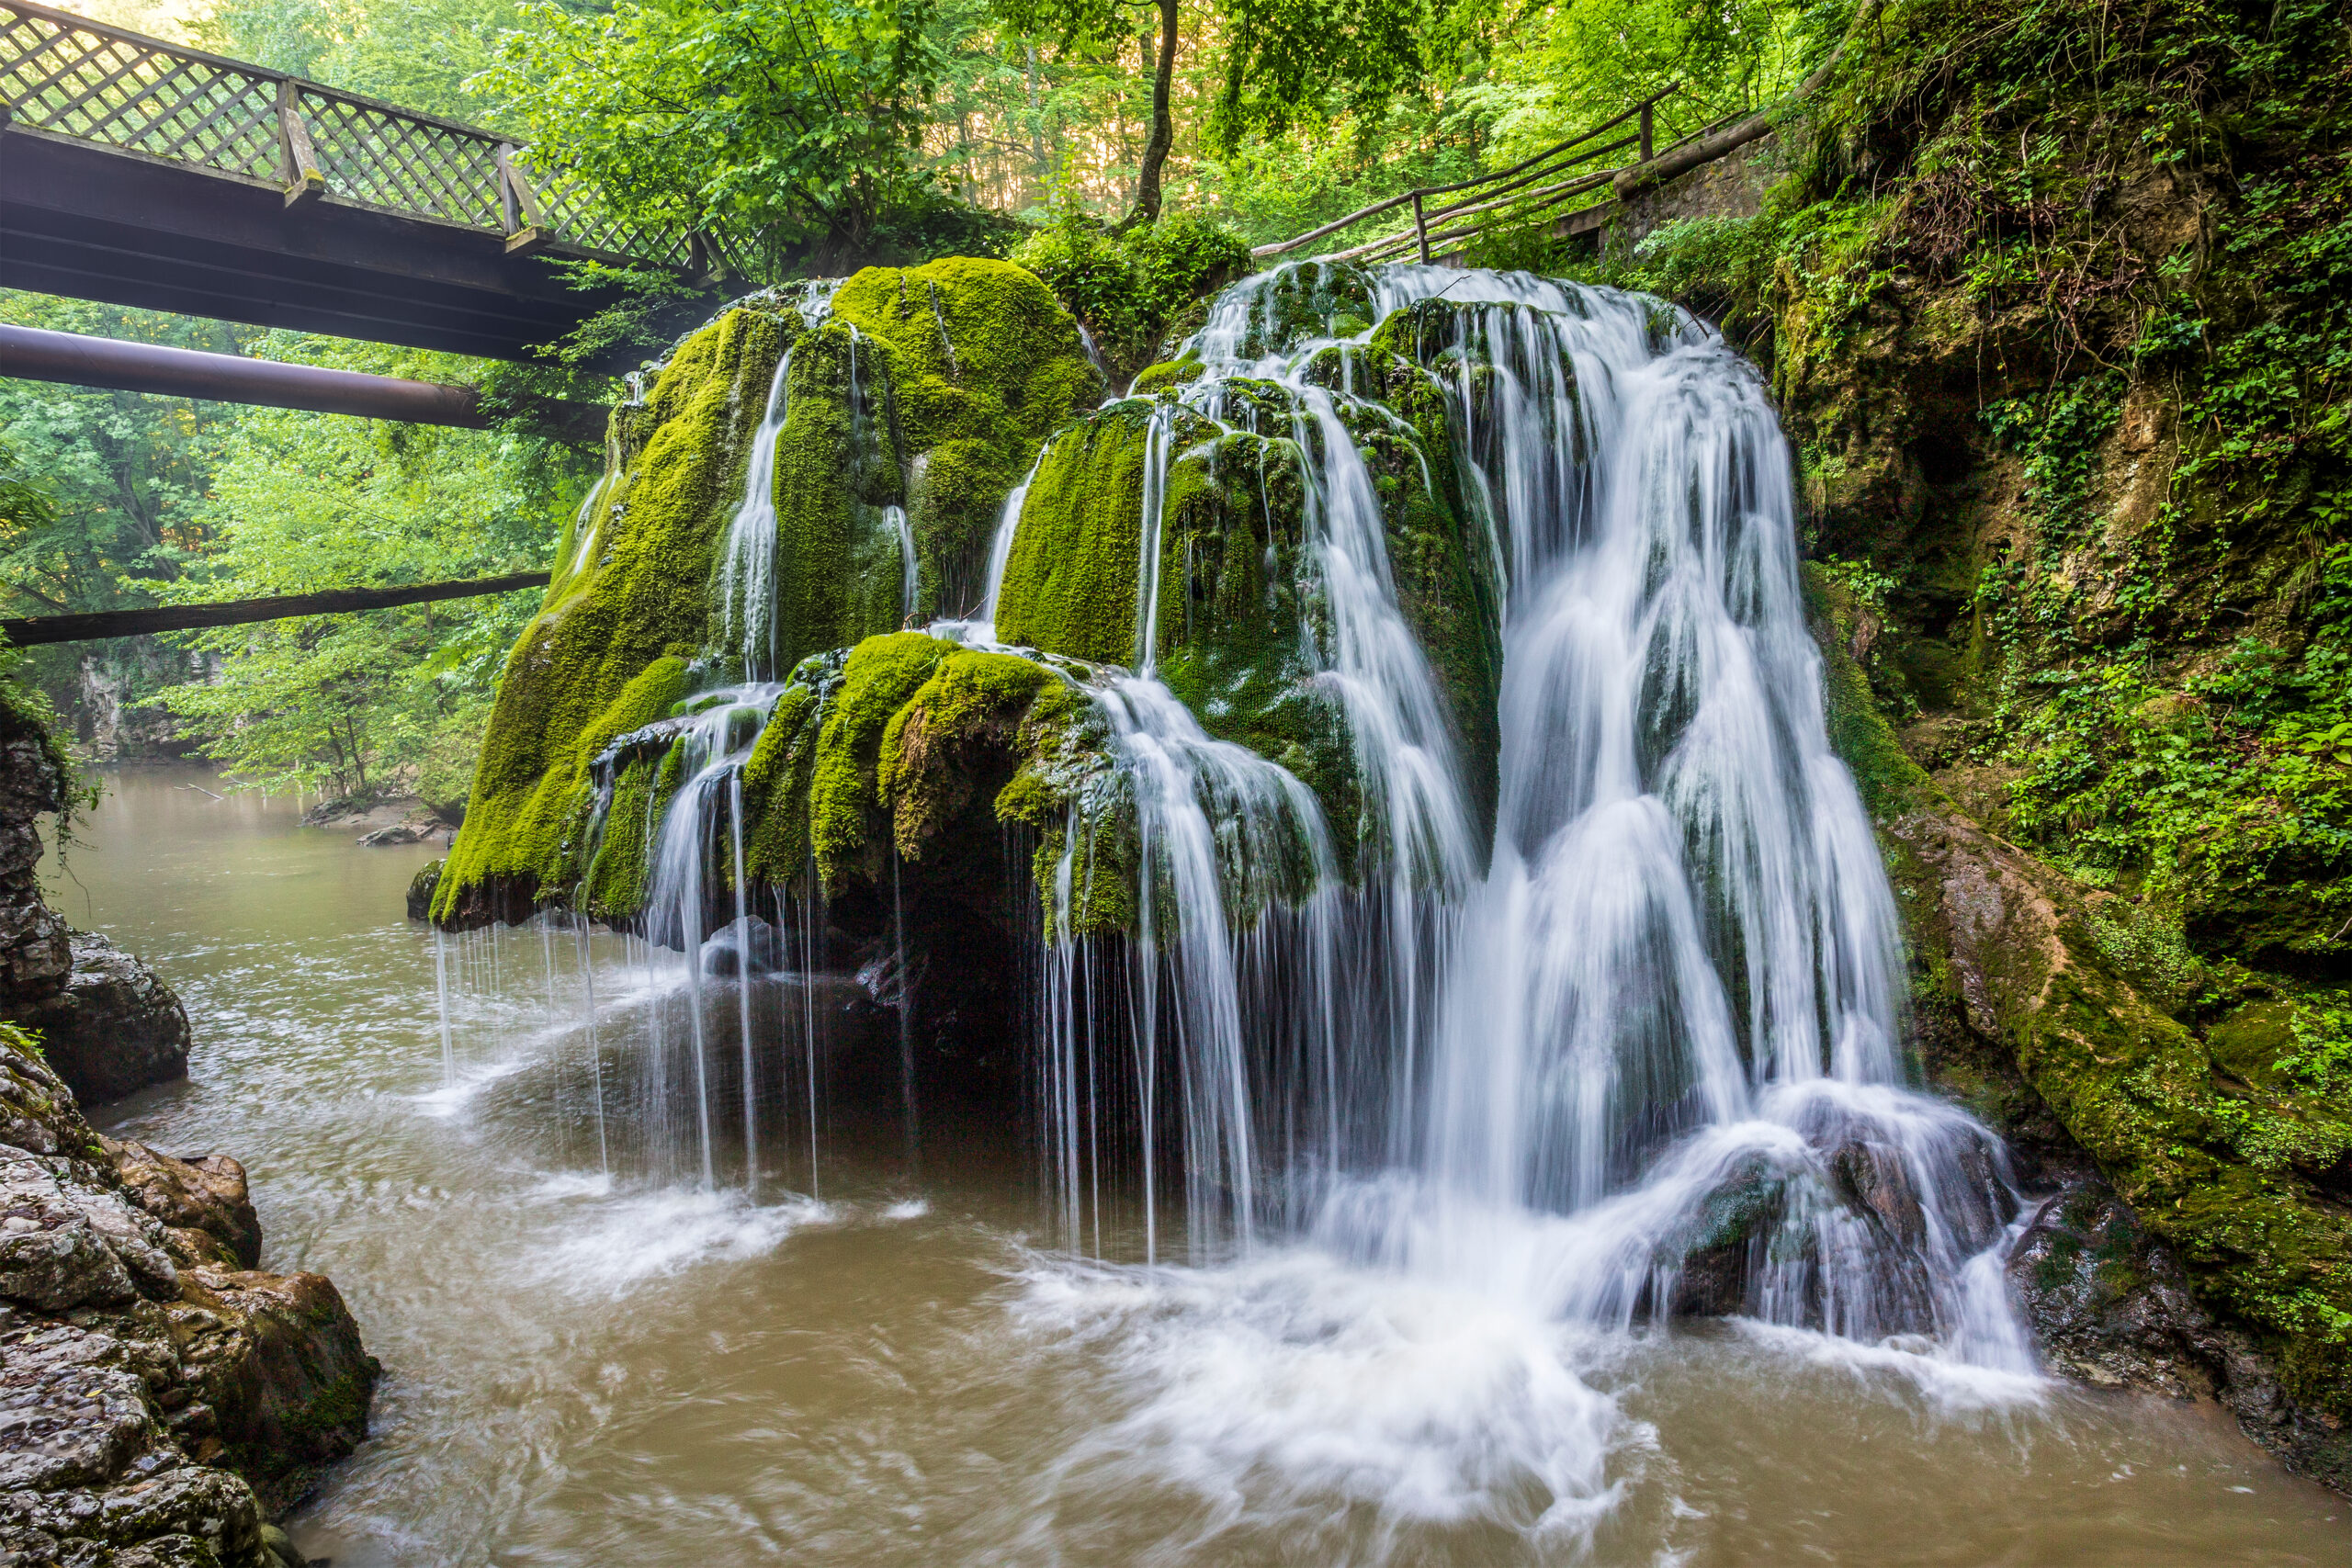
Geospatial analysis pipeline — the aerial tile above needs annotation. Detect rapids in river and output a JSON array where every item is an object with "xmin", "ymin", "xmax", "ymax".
[{"xmin": 45, "ymin": 254, "xmax": 2350, "ymax": 1564}]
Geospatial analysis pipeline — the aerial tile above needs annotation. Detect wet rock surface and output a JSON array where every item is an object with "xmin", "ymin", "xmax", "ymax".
[
  {"xmin": 402, "ymin": 860, "xmax": 442, "ymax": 923},
  {"xmin": 7, "ymin": 937, "xmax": 190, "ymax": 1108},
  {"xmin": 0, "ymin": 730, "xmax": 189, "ymax": 1111},
  {"xmin": 0, "ymin": 738, "xmax": 70, "ymax": 1003},
  {"xmin": 2008, "ymin": 1171, "xmax": 2351, "ymax": 1489},
  {"xmin": 0, "ymin": 1032, "xmax": 378, "ymax": 1564}
]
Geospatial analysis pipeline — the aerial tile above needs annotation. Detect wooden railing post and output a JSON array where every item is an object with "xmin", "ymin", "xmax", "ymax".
[
  {"xmin": 277, "ymin": 80, "xmax": 325, "ymax": 208},
  {"xmin": 1640, "ymin": 99, "xmax": 1654, "ymax": 163},
  {"xmin": 494, "ymin": 145, "xmax": 549, "ymax": 254},
  {"xmin": 1412, "ymin": 191, "xmax": 1430, "ymax": 265}
]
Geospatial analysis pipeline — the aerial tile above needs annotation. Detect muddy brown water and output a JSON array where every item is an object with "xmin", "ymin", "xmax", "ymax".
[{"xmin": 40, "ymin": 766, "xmax": 2349, "ymax": 1565}]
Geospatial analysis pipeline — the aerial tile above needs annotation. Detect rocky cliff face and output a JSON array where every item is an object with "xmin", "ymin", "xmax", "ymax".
[
  {"xmin": 0, "ymin": 735, "xmax": 70, "ymax": 1006},
  {"xmin": 0, "ymin": 705, "xmax": 186, "ymax": 1110},
  {"xmin": 0, "ymin": 1027, "xmax": 378, "ymax": 1568}
]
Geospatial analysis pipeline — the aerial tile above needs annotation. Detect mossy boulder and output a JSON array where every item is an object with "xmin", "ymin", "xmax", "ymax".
[
  {"xmin": 435, "ymin": 297, "xmax": 793, "ymax": 925},
  {"xmin": 828, "ymin": 257, "xmax": 1102, "ymax": 615},
  {"xmin": 994, "ymin": 326, "xmax": 1506, "ymax": 862},
  {"xmin": 436, "ymin": 260, "xmax": 1100, "ymax": 924}
]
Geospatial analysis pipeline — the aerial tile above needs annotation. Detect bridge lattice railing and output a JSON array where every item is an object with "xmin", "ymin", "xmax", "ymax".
[{"xmin": 0, "ymin": 0, "xmax": 711, "ymax": 275}]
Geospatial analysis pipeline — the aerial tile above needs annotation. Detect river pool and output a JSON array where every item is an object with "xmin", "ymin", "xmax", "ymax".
[{"xmin": 43, "ymin": 765, "xmax": 2347, "ymax": 1566}]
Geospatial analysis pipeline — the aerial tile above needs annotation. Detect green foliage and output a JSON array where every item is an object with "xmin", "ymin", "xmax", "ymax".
[
  {"xmin": 1204, "ymin": 0, "xmax": 1438, "ymax": 155},
  {"xmin": 478, "ymin": 0, "xmax": 954, "ymax": 272},
  {"xmin": 198, "ymin": 0, "xmax": 537, "ymax": 124},
  {"xmin": 0, "ymin": 1021, "xmax": 44, "ymax": 1064},
  {"xmin": 1980, "ymin": 375, "xmax": 2126, "ymax": 543},
  {"xmin": 0, "ymin": 295, "xmax": 233, "ymax": 625},
  {"xmin": 136, "ymin": 333, "xmax": 580, "ymax": 801},
  {"xmin": 1009, "ymin": 209, "xmax": 1250, "ymax": 371}
]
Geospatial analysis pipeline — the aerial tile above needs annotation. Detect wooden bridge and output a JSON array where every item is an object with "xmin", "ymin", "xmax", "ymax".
[{"xmin": 0, "ymin": 0, "xmax": 714, "ymax": 360}]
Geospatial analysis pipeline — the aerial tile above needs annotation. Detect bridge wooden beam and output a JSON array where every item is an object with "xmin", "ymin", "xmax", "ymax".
[
  {"xmin": 0, "ymin": 126, "xmax": 655, "ymax": 361},
  {"xmin": 1, "ymin": 572, "xmax": 553, "ymax": 647},
  {"xmin": 0, "ymin": 323, "xmax": 609, "ymax": 442}
]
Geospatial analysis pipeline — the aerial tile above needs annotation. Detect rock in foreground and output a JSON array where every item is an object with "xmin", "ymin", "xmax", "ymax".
[
  {"xmin": 0, "ymin": 1028, "xmax": 378, "ymax": 1565},
  {"xmin": 7, "ymin": 934, "xmax": 190, "ymax": 1106}
]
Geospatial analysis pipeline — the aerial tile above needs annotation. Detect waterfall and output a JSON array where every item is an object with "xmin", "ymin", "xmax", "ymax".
[
  {"xmin": 718, "ymin": 349, "xmax": 797, "ymax": 682},
  {"xmin": 718, "ymin": 279, "xmax": 843, "ymax": 681},
  {"xmin": 639, "ymin": 685, "xmax": 790, "ymax": 1190},
  {"xmin": 977, "ymin": 449, "xmax": 1046, "ymax": 627},
  {"xmin": 1026, "ymin": 261, "xmax": 2030, "ymax": 1376},
  {"xmin": 884, "ymin": 503, "xmax": 918, "ymax": 626},
  {"xmin": 541, "ymin": 258, "xmax": 2030, "ymax": 1406}
]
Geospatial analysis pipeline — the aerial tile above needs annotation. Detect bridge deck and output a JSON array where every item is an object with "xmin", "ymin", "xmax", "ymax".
[{"xmin": 0, "ymin": 1, "xmax": 714, "ymax": 360}]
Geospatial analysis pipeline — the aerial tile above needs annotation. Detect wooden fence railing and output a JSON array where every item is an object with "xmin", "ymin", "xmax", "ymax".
[
  {"xmin": 1251, "ymin": 89, "xmax": 1744, "ymax": 265},
  {"xmin": 0, "ymin": 0, "xmax": 723, "ymax": 272}
]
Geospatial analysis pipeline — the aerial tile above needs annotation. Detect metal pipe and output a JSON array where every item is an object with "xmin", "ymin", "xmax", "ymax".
[
  {"xmin": 1, "ymin": 571, "xmax": 553, "ymax": 646},
  {"xmin": 0, "ymin": 323, "xmax": 605, "ymax": 439}
]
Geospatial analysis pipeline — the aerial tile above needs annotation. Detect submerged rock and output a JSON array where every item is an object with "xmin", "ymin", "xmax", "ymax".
[
  {"xmin": 7, "ymin": 933, "xmax": 191, "ymax": 1106},
  {"xmin": 701, "ymin": 916, "xmax": 784, "ymax": 976},
  {"xmin": 0, "ymin": 1025, "xmax": 379, "ymax": 1561}
]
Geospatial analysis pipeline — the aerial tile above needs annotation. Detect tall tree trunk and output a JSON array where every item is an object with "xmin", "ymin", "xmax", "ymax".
[{"xmin": 1125, "ymin": 0, "xmax": 1179, "ymax": 229}]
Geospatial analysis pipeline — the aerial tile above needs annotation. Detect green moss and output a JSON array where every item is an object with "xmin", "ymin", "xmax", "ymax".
[
  {"xmin": 1009, "ymin": 213, "xmax": 1251, "ymax": 378},
  {"xmin": 740, "ymin": 677, "xmax": 825, "ymax": 885},
  {"xmin": 993, "ymin": 402, "xmax": 1157, "ymax": 663},
  {"xmin": 727, "ymin": 634, "xmax": 1120, "ymax": 932},
  {"xmin": 1304, "ymin": 329, "xmax": 1507, "ymax": 831},
  {"xmin": 1804, "ymin": 564, "xmax": 1939, "ymax": 819},
  {"xmin": 444, "ymin": 261, "xmax": 1101, "ymax": 921},
  {"xmin": 807, "ymin": 632, "xmax": 956, "ymax": 885},
  {"xmin": 433, "ymin": 297, "xmax": 796, "ymax": 919},
  {"xmin": 435, "ymin": 652, "xmax": 695, "ymax": 920},
  {"xmin": 827, "ymin": 257, "xmax": 1102, "ymax": 615},
  {"xmin": 878, "ymin": 649, "xmax": 1054, "ymax": 857},
  {"xmin": 1128, "ymin": 354, "xmax": 1204, "ymax": 395},
  {"xmin": 990, "ymin": 681, "xmax": 1134, "ymax": 937},
  {"xmin": 765, "ymin": 316, "xmax": 915, "ymax": 663}
]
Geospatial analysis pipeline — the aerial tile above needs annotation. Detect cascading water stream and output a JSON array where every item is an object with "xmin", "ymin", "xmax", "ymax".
[
  {"xmin": 489, "ymin": 261, "xmax": 2037, "ymax": 1546},
  {"xmin": 640, "ymin": 685, "xmax": 790, "ymax": 1190},
  {"xmin": 1026, "ymin": 261, "xmax": 2034, "ymax": 1390},
  {"xmin": 976, "ymin": 449, "xmax": 1045, "ymax": 628},
  {"xmin": 718, "ymin": 346, "xmax": 798, "ymax": 682},
  {"xmin": 718, "ymin": 279, "xmax": 844, "ymax": 681}
]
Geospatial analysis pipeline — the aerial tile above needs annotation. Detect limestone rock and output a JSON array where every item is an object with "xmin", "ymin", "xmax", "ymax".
[
  {"xmin": 2010, "ymin": 1173, "xmax": 2352, "ymax": 1488},
  {"xmin": 171, "ymin": 1269, "xmax": 378, "ymax": 1516},
  {"xmin": 0, "ymin": 1021, "xmax": 373, "ymax": 1562},
  {"xmin": 106, "ymin": 1145, "xmax": 259, "ymax": 1273},
  {"xmin": 0, "ymin": 1150, "xmax": 175, "ymax": 1313},
  {"xmin": 9, "ymin": 936, "xmax": 191, "ymax": 1107},
  {"xmin": 0, "ymin": 736, "xmax": 70, "ymax": 1001}
]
